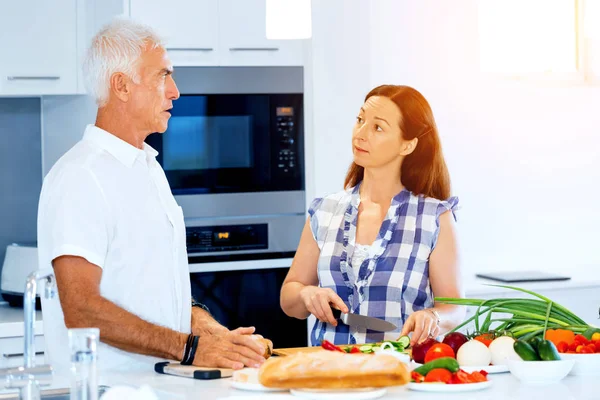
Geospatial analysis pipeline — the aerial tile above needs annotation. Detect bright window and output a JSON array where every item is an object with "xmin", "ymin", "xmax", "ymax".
[{"xmin": 478, "ymin": 0, "xmax": 600, "ymax": 83}]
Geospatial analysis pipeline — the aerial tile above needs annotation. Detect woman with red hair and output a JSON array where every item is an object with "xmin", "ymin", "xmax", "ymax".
[{"xmin": 281, "ymin": 85, "xmax": 465, "ymax": 347}]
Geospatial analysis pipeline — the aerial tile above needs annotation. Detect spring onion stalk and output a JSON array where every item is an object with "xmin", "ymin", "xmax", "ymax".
[{"xmin": 435, "ymin": 285, "xmax": 592, "ymax": 339}]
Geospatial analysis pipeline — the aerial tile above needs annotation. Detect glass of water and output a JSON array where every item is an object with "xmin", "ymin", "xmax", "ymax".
[{"xmin": 68, "ymin": 328, "xmax": 99, "ymax": 400}]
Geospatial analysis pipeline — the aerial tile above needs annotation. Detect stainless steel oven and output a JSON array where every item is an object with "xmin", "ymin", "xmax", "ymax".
[{"xmin": 145, "ymin": 66, "xmax": 306, "ymax": 265}]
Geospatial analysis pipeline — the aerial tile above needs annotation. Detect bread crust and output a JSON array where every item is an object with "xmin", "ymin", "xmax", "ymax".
[{"xmin": 258, "ymin": 350, "xmax": 410, "ymax": 389}]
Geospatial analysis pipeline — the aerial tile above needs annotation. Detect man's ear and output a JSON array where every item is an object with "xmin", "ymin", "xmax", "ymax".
[
  {"xmin": 109, "ymin": 72, "xmax": 131, "ymax": 103},
  {"xmin": 400, "ymin": 138, "xmax": 418, "ymax": 156}
]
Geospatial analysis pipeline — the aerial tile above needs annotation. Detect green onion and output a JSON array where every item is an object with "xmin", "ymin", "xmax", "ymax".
[{"xmin": 435, "ymin": 285, "xmax": 592, "ymax": 339}]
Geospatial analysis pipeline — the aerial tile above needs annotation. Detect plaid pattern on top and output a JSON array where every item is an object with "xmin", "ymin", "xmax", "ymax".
[{"xmin": 308, "ymin": 184, "xmax": 459, "ymax": 346}]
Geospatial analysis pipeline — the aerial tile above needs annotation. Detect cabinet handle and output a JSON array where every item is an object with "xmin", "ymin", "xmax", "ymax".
[
  {"xmin": 7, "ymin": 76, "xmax": 60, "ymax": 81},
  {"xmin": 229, "ymin": 47, "xmax": 279, "ymax": 52},
  {"xmin": 2, "ymin": 351, "xmax": 44, "ymax": 359},
  {"xmin": 166, "ymin": 47, "xmax": 214, "ymax": 51}
]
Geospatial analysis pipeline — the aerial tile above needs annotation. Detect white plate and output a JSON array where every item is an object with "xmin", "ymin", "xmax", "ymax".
[
  {"xmin": 229, "ymin": 380, "xmax": 288, "ymax": 392},
  {"xmin": 290, "ymin": 388, "xmax": 387, "ymax": 400},
  {"xmin": 407, "ymin": 380, "xmax": 492, "ymax": 392},
  {"xmin": 461, "ymin": 364, "xmax": 508, "ymax": 374},
  {"xmin": 410, "ymin": 363, "xmax": 508, "ymax": 374}
]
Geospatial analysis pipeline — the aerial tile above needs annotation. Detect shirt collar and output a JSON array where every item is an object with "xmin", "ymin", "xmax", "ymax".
[{"xmin": 83, "ymin": 124, "xmax": 158, "ymax": 168}]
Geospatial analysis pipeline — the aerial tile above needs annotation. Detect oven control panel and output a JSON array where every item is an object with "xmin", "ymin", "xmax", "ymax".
[{"xmin": 186, "ymin": 223, "xmax": 268, "ymax": 253}]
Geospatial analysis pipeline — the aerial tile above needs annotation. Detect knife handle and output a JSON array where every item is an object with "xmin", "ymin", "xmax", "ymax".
[{"xmin": 330, "ymin": 307, "xmax": 342, "ymax": 320}]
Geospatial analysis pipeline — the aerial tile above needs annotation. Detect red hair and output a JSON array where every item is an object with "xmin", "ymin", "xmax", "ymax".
[{"xmin": 344, "ymin": 85, "xmax": 451, "ymax": 200}]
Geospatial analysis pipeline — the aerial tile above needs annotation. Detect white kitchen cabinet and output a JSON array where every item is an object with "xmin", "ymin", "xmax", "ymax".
[
  {"xmin": 218, "ymin": 0, "xmax": 305, "ymax": 66},
  {"xmin": 0, "ymin": 336, "xmax": 46, "ymax": 369},
  {"xmin": 129, "ymin": 0, "xmax": 220, "ymax": 66},
  {"xmin": 0, "ymin": 0, "xmax": 79, "ymax": 95}
]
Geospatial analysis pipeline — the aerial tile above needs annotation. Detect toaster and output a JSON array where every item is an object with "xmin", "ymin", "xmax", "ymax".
[{"xmin": 1, "ymin": 243, "xmax": 40, "ymax": 308}]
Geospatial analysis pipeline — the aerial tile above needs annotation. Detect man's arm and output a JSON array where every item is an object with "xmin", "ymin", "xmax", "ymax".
[
  {"xmin": 54, "ymin": 255, "xmax": 186, "ymax": 360},
  {"xmin": 54, "ymin": 255, "xmax": 267, "ymax": 369}
]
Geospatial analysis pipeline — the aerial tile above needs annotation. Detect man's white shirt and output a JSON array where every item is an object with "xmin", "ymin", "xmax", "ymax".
[{"xmin": 37, "ymin": 124, "xmax": 191, "ymax": 373}]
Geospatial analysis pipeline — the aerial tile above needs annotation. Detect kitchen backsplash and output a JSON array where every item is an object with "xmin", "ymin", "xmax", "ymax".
[{"xmin": 0, "ymin": 98, "xmax": 42, "ymax": 298}]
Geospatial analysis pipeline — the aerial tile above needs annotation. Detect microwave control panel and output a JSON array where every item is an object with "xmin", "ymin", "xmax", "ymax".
[{"xmin": 276, "ymin": 106, "xmax": 297, "ymax": 174}]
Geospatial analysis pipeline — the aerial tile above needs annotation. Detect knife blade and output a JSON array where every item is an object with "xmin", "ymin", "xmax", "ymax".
[{"xmin": 331, "ymin": 308, "xmax": 397, "ymax": 332}]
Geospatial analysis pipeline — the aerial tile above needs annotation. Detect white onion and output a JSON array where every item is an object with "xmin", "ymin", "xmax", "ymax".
[
  {"xmin": 489, "ymin": 336, "xmax": 521, "ymax": 365},
  {"xmin": 456, "ymin": 340, "xmax": 492, "ymax": 366}
]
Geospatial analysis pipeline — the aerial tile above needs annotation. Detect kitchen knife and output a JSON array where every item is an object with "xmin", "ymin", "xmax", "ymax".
[{"xmin": 331, "ymin": 308, "xmax": 397, "ymax": 332}]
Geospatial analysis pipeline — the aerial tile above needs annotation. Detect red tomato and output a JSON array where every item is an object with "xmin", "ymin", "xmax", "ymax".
[
  {"xmin": 469, "ymin": 371, "xmax": 488, "ymax": 383},
  {"xmin": 569, "ymin": 342, "xmax": 579, "ymax": 352},
  {"xmin": 473, "ymin": 333, "xmax": 495, "ymax": 347},
  {"xmin": 581, "ymin": 345, "xmax": 595, "ymax": 354},
  {"xmin": 595, "ymin": 342, "xmax": 600, "ymax": 353},
  {"xmin": 557, "ymin": 341, "xmax": 569, "ymax": 353},
  {"xmin": 574, "ymin": 334, "xmax": 589, "ymax": 345},
  {"xmin": 424, "ymin": 343, "xmax": 456, "ymax": 363},
  {"xmin": 450, "ymin": 370, "xmax": 471, "ymax": 384},
  {"xmin": 425, "ymin": 368, "xmax": 453, "ymax": 383}
]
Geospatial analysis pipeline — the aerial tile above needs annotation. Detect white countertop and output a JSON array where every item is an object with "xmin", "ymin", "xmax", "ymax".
[
  {"xmin": 463, "ymin": 270, "xmax": 600, "ymax": 297},
  {"xmin": 0, "ymin": 367, "xmax": 596, "ymax": 400},
  {"xmin": 0, "ymin": 302, "xmax": 43, "ymax": 338}
]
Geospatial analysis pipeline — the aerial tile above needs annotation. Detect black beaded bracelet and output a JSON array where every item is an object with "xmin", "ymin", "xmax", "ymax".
[{"xmin": 181, "ymin": 333, "xmax": 195, "ymax": 365}]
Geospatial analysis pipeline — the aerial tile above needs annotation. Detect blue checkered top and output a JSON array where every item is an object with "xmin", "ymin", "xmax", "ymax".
[{"xmin": 307, "ymin": 183, "xmax": 459, "ymax": 346}]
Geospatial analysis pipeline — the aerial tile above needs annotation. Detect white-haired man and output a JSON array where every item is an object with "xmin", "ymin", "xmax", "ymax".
[{"xmin": 37, "ymin": 17, "xmax": 266, "ymax": 374}]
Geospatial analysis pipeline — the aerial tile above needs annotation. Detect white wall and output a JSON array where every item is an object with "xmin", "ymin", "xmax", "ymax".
[
  {"xmin": 307, "ymin": 0, "xmax": 373, "ymax": 201},
  {"xmin": 309, "ymin": 0, "xmax": 600, "ymax": 277}
]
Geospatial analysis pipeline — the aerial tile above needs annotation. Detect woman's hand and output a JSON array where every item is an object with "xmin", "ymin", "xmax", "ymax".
[
  {"xmin": 299, "ymin": 286, "xmax": 349, "ymax": 326},
  {"xmin": 400, "ymin": 309, "xmax": 441, "ymax": 346}
]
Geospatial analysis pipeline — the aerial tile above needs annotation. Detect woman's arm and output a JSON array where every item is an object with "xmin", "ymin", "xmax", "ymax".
[
  {"xmin": 428, "ymin": 210, "xmax": 466, "ymax": 333},
  {"xmin": 401, "ymin": 210, "xmax": 466, "ymax": 344},
  {"xmin": 280, "ymin": 218, "xmax": 348, "ymax": 325}
]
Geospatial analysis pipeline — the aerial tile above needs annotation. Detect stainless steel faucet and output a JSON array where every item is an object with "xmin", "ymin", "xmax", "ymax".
[{"xmin": 0, "ymin": 270, "xmax": 56, "ymax": 400}]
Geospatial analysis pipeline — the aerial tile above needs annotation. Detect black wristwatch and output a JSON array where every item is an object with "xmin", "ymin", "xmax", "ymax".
[{"xmin": 191, "ymin": 298, "xmax": 211, "ymax": 314}]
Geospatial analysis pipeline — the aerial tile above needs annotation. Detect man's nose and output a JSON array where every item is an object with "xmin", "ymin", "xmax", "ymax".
[{"xmin": 168, "ymin": 77, "xmax": 180, "ymax": 100}]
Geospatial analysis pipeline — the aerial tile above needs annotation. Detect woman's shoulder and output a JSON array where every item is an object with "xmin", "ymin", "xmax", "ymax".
[
  {"xmin": 410, "ymin": 192, "xmax": 460, "ymax": 220},
  {"xmin": 308, "ymin": 188, "xmax": 354, "ymax": 217}
]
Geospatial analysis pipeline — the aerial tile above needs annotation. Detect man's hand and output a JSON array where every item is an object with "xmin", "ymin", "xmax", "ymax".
[
  {"xmin": 191, "ymin": 307, "xmax": 228, "ymax": 336},
  {"xmin": 192, "ymin": 327, "xmax": 267, "ymax": 370}
]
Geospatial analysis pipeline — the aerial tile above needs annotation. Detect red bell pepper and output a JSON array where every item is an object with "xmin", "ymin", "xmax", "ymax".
[
  {"xmin": 350, "ymin": 346, "xmax": 361, "ymax": 354},
  {"xmin": 575, "ymin": 334, "xmax": 589, "ymax": 345},
  {"xmin": 321, "ymin": 340, "xmax": 345, "ymax": 352},
  {"xmin": 411, "ymin": 371, "xmax": 425, "ymax": 383},
  {"xmin": 557, "ymin": 341, "xmax": 569, "ymax": 353}
]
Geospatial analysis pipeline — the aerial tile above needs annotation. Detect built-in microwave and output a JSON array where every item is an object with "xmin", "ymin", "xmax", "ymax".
[{"xmin": 145, "ymin": 66, "xmax": 306, "ymax": 264}]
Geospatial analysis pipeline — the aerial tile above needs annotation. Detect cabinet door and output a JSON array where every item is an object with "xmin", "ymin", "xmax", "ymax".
[
  {"xmin": 130, "ymin": 0, "xmax": 219, "ymax": 66},
  {"xmin": 0, "ymin": 336, "xmax": 46, "ymax": 369},
  {"xmin": 0, "ymin": 0, "xmax": 78, "ymax": 95},
  {"xmin": 219, "ymin": 0, "xmax": 305, "ymax": 66}
]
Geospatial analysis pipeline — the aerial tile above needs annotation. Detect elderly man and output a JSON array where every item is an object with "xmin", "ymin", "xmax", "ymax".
[{"xmin": 37, "ymin": 17, "xmax": 266, "ymax": 373}]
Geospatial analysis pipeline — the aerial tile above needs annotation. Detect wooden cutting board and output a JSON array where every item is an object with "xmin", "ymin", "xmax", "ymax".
[
  {"xmin": 273, "ymin": 344, "xmax": 372, "ymax": 357},
  {"xmin": 272, "ymin": 346, "xmax": 325, "ymax": 356},
  {"xmin": 273, "ymin": 345, "xmax": 412, "ymax": 357}
]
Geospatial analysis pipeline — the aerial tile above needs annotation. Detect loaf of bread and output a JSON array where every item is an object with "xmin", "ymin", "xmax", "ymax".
[{"xmin": 258, "ymin": 350, "xmax": 410, "ymax": 389}]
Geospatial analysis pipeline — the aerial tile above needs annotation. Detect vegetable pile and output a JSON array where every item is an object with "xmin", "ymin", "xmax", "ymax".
[
  {"xmin": 320, "ymin": 335, "xmax": 411, "ymax": 354},
  {"xmin": 410, "ymin": 357, "xmax": 488, "ymax": 384},
  {"xmin": 436, "ymin": 285, "xmax": 595, "ymax": 343}
]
